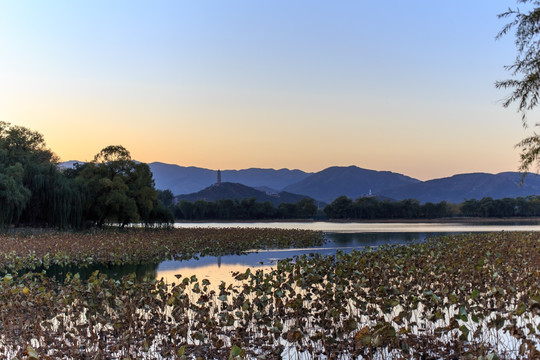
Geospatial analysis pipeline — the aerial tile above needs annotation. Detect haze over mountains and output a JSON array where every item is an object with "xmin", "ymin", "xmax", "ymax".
[{"xmin": 61, "ymin": 161, "xmax": 540, "ymax": 204}]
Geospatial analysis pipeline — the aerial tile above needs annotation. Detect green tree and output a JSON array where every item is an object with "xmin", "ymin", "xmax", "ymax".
[
  {"xmin": 495, "ymin": 197, "xmax": 517, "ymax": 217},
  {"xmin": 461, "ymin": 199, "xmax": 482, "ymax": 217},
  {"xmin": 514, "ymin": 195, "xmax": 540, "ymax": 215},
  {"xmin": 127, "ymin": 162, "xmax": 159, "ymax": 224},
  {"xmin": 256, "ymin": 201, "xmax": 275, "ymax": 219},
  {"xmin": 192, "ymin": 199, "xmax": 210, "ymax": 220},
  {"xmin": 0, "ymin": 121, "xmax": 56, "ymax": 165},
  {"xmin": 157, "ymin": 189, "xmax": 175, "ymax": 210},
  {"xmin": 422, "ymin": 201, "xmax": 454, "ymax": 219},
  {"xmin": 77, "ymin": 163, "xmax": 139, "ymax": 227},
  {"xmin": 0, "ymin": 162, "xmax": 31, "ymax": 228},
  {"xmin": 176, "ymin": 200, "xmax": 194, "ymax": 220},
  {"xmin": 296, "ymin": 198, "xmax": 317, "ymax": 218},
  {"xmin": 239, "ymin": 198, "xmax": 259, "ymax": 219},
  {"xmin": 324, "ymin": 196, "xmax": 354, "ymax": 219},
  {"xmin": 76, "ymin": 145, "xmax": 169, "ymax": 227},
  {"xmin": 395, "ymin": 199, "xmax": 421, "ymax": 219},
  {"xmin": 354, "ymin": 197, "xmax": 379, "ymax": 219},
  {"xmin": 151, "ymin": 189, "xmax": 176, "ymax": 226},
  {"xmin": 0, "ymin": 122, "xmax": 81, "ymax": 229},
  {"xmin": 215, "ymin": 199, "xmax": 236, "ymax": 219},
  {"xmin": 497, "ymin": 1, "xmax": 540, "ymax": 173}
]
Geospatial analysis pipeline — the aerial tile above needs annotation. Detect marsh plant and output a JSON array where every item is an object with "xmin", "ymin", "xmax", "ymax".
[
  {"xmin": 0, "ymin": 230, "xmax": 539, "ymax": 359},
  {"xmin": 0, "ymin": 228, "xmax": 325, "ymax": 274}
]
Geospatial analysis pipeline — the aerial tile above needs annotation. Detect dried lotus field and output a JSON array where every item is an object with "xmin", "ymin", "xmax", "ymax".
[
  {"xmin": 0, "ymin": 228, "xmax": 325, "ymax": 273},
  {"xmin": 0, "ymin": 230, "xmax": 539, "ymax": 359}
]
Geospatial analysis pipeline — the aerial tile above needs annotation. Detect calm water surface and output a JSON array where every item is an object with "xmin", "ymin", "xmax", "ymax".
[
  {"xmin": 173, "ymin": 220, "xmax": 540, "ymax": 232},
  {"xmin": 45, "ymin": 221, "xmax": 540, "ymax": 283},
  {"xmin": 155, "ymin": 221, "xmax": 540, "ymax": 285}
]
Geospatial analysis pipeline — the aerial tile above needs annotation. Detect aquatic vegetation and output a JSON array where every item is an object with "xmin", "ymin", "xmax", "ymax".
[
  {"xmin": 0, "ymin": 231, "xmax": 539, "ymax": 359},
  {"xmin": 0, "ymin": 228, "xmax": 325, "ymax": 273}
]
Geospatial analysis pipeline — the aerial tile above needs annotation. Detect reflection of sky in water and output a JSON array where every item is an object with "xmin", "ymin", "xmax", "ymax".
[
  {"xmin": 44, "ymin": 262, "xmax": 159, "ymax": 282},
  {"xmin": 43, "ymin": 224, "xmax": 540, "ymax": 284},
  {"xmin": 174, "ymin": 221, "xmax": 540, "ymax": 232},
  {"xmin": 156, "ymin": 231, "xmax": 456, "ymax": 283},
  {"xmin": 325, "ymin": 231, "xmax": 448, "ymax": 247},
  {"xmin": 158, "ymin": 263, "xmax": 274, "ymax": 287}
]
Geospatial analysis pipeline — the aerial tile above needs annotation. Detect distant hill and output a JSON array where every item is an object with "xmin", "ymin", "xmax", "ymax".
[
  {"xmin": 148, "ymin": 162, "xmax": 310, "ymax": 195},
  {"xmin": 255, "ymin": 186, "xmax": 280, "ymax": 194},
  {"xmin": 58, "ymin": 161, "xmax": 311, "ymax": 196},
  {"xmin": 175, "ymin": 182, "xmax": 315, "ymax": 206},
  {"xmin": 60, "ymin": 161, "xmax": 540, "ymax": 205},
  {"xmin": 283, "ymin": 166, "xmax": 421, "ymax": 203},
  {"xmin": 378, "ymin": 172, "xmax": 540, "ymax": 204},
  {"xmin": 148, "ymin": 163, "xmax": 216, "ymax": 195}
]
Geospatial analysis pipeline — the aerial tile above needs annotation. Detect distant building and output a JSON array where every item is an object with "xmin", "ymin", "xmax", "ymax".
[
  {"xmin": 217, "ymin": 169, "xmax": 221, "ymax": 185},
  {"xmin": 361, "ymin": 189, "xmax": 374, "ymax": 198}
]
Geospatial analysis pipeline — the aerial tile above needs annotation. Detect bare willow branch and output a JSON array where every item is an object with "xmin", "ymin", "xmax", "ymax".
[{"xmin": 497, "ymin": 1, "xmax": 540, "ymax": 173}]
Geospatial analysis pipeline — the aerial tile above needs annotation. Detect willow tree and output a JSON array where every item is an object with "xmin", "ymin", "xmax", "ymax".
[
  {"xmin": 75, "ymin": 146, "xmax": 138, "ymax": 227},
  {"xmin": 497, "ymin": 1, "xmax": 540, "ymax": 173},
  {"xmin": 76, "ymin": 145, "xmax": 171, "ymax": 227},
  {"xmin": 0, "ymin": 122, "xmax": 81, "ymax": 229},
  {"xmin": 0, "ymin": 161, "xmax": 31, "ymax": 228}
]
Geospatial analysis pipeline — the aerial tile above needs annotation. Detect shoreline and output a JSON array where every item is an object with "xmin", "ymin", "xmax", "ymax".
[{"xmin": 174, "ymin": 217, "xmax": 540, "ymax": 224}]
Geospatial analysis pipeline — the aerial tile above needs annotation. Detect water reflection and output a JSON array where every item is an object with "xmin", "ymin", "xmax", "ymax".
[
  {"xmin": 42, "ymin": 262, "xmax": 159, "ymax": 282},
  {"xmin": 155, "ymin": 231, "xmax": 456, "ymax": 285},
  {"xmin": 38, "ymin": 222, "xmax": 538, "ymax": 284},
  {"xmin": 326, "ymin": 231, "xmax": 451, "ymax": 247},
  {"xmin": 158, "ymin": 262, "xmax": 274, "ymax": 286},
  {"xmin": 174, "ymin": 220, "xmax": 540, "ymax": 232}
]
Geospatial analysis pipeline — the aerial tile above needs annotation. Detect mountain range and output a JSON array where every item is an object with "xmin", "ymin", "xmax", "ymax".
[
  {"xmin": 61, "ymin": 161, "xmax": 540, "ymax": 204},
  {"xmin": 148, "ymin": 163, "xmax": 540, "ymax": 204},
  {"xmin": 380, "ymin": 172, "xmax": 540, "ymax": 204},
  {"xmin": 149, "ymin": 162, "xmax": 310, "ymax": 195},
  {"xmin": 282, "ymin": 166, "xmax": 420, "ymax": 202}
]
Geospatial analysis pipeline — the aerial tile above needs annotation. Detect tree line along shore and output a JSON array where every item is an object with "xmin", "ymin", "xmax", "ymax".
[
  {"xmin": 166, "ymin": 195, "xmax": 540, "ymax": 221},
  {"xmin": 2, "ymin": 121, "xmax": 540, "ymax": 230}
]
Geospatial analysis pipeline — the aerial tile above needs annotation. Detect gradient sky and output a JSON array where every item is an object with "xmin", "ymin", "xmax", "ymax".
[{"xmin": 0, "ymin": 1, "xmax": 531, "ymax": 180}]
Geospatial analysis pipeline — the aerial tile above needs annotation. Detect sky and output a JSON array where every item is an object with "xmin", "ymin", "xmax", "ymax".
[{"xmin": 0, "ymin": 1, "xmax": 532, "ymax": 180}]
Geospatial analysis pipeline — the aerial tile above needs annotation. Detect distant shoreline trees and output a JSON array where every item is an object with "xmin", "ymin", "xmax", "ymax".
[
  {"xmin": 169, "ymin": 195, "xmax": 540, "ymax": 221},
  {"xmin": 323, "ymin": 195, "xmax": 540, "ymax": 219},
  {"xmin": 173, "ymin": 197, "xmax": 318, "ymax": 221}
]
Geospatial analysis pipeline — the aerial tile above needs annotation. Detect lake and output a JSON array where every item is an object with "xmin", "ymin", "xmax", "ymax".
[
  {"xmin": 29, "ymin": 221, "xmax": 540, "ymax": 358},
  {"xmin": 155, "ymin": 221, "xmax": 540, "ymax": 285}
]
